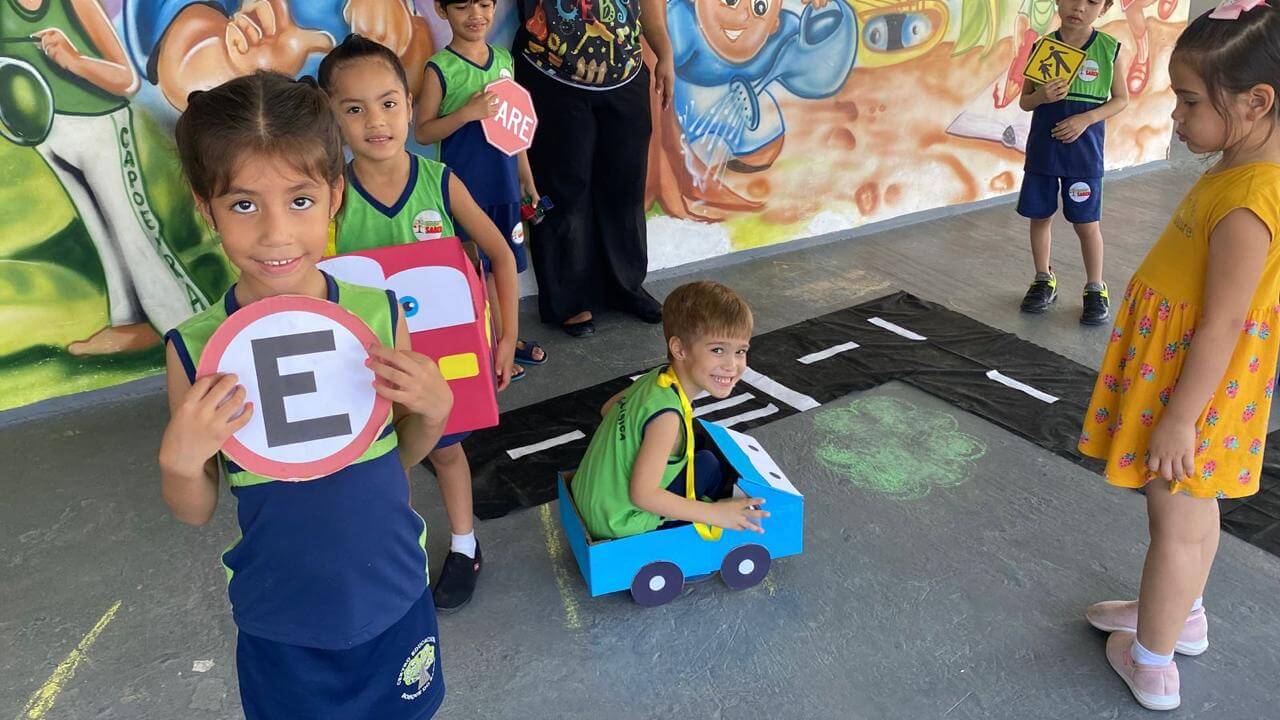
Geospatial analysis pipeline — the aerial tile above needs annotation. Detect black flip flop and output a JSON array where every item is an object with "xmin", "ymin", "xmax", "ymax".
[{"xmin": 563, "ymin": 320, "xmax": 595, "ymax": 338}]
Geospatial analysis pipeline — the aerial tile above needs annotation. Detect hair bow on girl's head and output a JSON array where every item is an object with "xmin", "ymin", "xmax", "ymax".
[{"xmin": 1210, "ymin": 0, "xmax": 1269, "ymax": 20}]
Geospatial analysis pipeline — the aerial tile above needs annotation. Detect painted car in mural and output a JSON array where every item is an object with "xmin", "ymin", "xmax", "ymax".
[{"xmin": 558, "ymin": 420, "xmax": 804, "ymax": 606}]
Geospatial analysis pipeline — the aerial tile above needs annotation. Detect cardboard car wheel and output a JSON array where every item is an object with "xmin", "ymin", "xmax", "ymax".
[
  {"xmin": 720, "ymin": 544, "xmax": 771, "ymax": 590},
  {"xmin": 630, "ymin": 561, "xmax": 684, "ymax": 607}
]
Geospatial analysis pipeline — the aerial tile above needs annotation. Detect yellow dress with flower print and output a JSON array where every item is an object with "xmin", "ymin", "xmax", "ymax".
[{"xmin": 1080, "ymin": 163, "xmax": 1280, "ymax": 499}]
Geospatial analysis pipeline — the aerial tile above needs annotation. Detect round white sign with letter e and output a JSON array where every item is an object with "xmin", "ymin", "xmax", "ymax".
[{"xmin": 196, "ymin": 295, "xmax": 391, "ymax": 480}]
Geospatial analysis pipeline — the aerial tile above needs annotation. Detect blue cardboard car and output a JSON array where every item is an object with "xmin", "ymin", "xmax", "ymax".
[{"xmin": 557, "ymin": 420, "xmax": 804, "ymax": 606}]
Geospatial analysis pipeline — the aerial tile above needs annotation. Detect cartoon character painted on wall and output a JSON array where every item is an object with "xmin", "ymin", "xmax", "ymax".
[
  {"xmin": 647, "ymin": 0, "xmax": 857, "ymax": 218},
  {"xmin": 123, "ymin": 0, "xmax": 434, "ymax": 110},
  {"xmin": 0, "ymin": 0, "xmax": 210, "ymax": 355}
]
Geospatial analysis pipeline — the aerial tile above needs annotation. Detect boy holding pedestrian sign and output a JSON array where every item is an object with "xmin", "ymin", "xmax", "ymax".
[{"xmin": 1016, "ymin": 0, "xmax": 1129, "ymax": 327}]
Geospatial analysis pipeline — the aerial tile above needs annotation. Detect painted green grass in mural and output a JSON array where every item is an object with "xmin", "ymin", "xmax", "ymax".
[
  {"xmin": 814, "ymin": 396, "xmax": 988, "ymax": 500},
  {"xmin": 0, "ymin": 110, "xmax": 233, "ymax": 410},
  {"xmin": 0, "ymin": 345, "xmax": 162, "ymax": 412}
]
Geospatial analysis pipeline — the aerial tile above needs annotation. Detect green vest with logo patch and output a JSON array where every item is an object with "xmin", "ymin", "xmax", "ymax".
[
  {"xmin": 332, "ymin": 154, "xmax": 455, "ymax": 253},
  {"xmin": 1064, "ymin": 30, "xmax": 1118, "ymax": 105}
]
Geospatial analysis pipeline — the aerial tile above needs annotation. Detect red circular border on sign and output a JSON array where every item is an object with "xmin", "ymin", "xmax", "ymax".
[{"xmin": 195, "ymin": 294, "xmax": 392, "ymax": 481}]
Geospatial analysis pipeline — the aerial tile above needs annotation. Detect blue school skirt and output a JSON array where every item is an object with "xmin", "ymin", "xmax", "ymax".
[{"xmin": 236, "ymin": 589, "xmax": 445, "ymax": 719}]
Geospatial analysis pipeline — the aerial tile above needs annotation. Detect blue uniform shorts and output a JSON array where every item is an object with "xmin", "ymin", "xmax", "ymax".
[
  {"xmin": 434, "ymin": 431, "xmax": 470, "ymax": 450},
  {"xmin": 466, "ymin": 203, "xmax": 528, "ymax": 274},
  {"xmin": 237, "ymin": 589, "xmax": 444, "ymax": 719},
  {"xmin": 1016, "ymin": 173, "xmax": 1103, "ymax": 224}
]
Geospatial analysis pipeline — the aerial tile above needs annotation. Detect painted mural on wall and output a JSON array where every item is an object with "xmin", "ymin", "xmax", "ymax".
[{"xmin": 0, "ymin": 0, "xmax": 1184, "ymax": 411}]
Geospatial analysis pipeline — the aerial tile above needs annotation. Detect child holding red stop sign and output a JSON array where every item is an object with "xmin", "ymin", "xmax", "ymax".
[{"xmin": 415, "ymin": 0, "xmax": 548, "ymax": 372}]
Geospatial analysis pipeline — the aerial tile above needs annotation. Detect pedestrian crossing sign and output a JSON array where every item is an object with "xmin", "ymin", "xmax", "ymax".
[{"xmin": 1022, "ymin": 37, "xmax": 1086, "ymax": 85}]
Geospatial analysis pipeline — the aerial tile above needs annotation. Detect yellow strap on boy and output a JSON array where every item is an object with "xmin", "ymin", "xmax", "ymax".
[{"xmin": 656, "ymin": 367, "xmax": 723, "ymax": 542}]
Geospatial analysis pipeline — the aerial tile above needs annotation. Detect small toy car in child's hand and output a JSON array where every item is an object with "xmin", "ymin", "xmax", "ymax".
[{"xmin": 521, "ymin": 195, "xmax": 554, "ymax": 225}]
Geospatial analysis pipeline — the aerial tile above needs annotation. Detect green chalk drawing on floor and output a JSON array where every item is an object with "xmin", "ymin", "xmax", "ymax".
[{"xmin": 814, "ymin": 396, "xmax": 988, "ymax": 500}]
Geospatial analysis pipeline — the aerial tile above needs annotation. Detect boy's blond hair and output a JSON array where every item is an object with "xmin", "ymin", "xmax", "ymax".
[{"xmin": 662, "ymin": 281, "xmax": 753, "ymax": 349}]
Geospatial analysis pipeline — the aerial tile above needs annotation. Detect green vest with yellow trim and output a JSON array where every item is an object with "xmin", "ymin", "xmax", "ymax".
[{"xmin": 571, "ymin": 366, "xmax": 687, "ymax": 539}]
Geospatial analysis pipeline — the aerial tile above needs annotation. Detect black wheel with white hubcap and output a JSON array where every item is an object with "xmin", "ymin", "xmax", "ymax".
[
  {"xmin": 720, "ymin": 544, "xmax": 771, "ymax": 590},
  {"xmin": 630, "ymin": 561, "xmax": 685, "ymax": 607}
]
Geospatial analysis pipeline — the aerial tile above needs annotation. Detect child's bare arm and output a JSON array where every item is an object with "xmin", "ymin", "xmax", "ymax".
[
  {"xmin": 413, "ymin": 67, "xmax": 496, "ymax": 146},
  {"xmin": 517, "ymin": 151, "xmax": 539, "ymax": 203},
  {"xmin": 628, "ymin": 413, "xmax": 768, "ymax": 532},
  {"xmin": 1148, "ymin": 209, "xmax": 1271, "ymax": 481},
  {"xmin": 448, "ymin": 173, "xmax": 520, "ymax": 390},
  {"xmin": 379, "ymin": 311, "xmax": 453, "ymax": 468},
  {"xmin": 1020, "ymin": 78, "xmax": 1068, "ymax": 112},
  {"xmin": 159, "ymin": 343, "xmax": 249, "ymax": 525},
  {"xmin": 1052, "ymin": 59, "xmax": 1129, "ymax": 143}
]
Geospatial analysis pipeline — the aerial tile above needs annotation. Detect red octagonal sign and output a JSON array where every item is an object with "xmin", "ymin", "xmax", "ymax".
[{"xmin": 481, "ymin": 77, "xmax": 538, "ymax": 157}]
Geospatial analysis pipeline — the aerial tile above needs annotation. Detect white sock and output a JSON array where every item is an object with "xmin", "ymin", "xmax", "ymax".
[
  {"xmin": 1190, "ymin": 596, "xmax": 1204, "ymax": 612},
  {"xmin": 450, "ymin": 531, "xmax": 477, "ymax": 559},
  {"xmin": 1131, "ymin": 637, "xmax": 1174, "ymax": 667}
]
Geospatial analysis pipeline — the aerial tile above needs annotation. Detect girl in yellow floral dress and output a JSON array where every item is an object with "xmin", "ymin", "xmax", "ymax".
[{"xmin": 1077, "ymin": 2, "xmax": 1280, "ymax": 712}]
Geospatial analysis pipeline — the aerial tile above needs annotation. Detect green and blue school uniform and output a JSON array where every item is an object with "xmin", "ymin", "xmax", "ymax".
[
  {"xmin": 571, "ymin": 367, "xmax": 725, "ymax": 539},
  {"xmin": 332, "ymin": 153, "xmax": 456, "ymax": 253},
  {"xmin": 426, "ymin": 45, "xmax": 528, "ymax": 272},
  {"xmin": 1017, "ymin": 30, "xmax": 1119, "ymax": 225},
  {"xmin": 164, "ymin": 272, "xmax": 444, "ymax": 719},
  {"xmin": 331, "ymin": 153, "xmax": 471, "ymax": 449}
]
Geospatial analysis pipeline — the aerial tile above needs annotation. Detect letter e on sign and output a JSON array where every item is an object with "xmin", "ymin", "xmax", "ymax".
[
  {"xmin": 481, "ymin": 78, "xmax": 538, "ymax": 156},
  {"xmin": 195, "ymin": 295, "xmax": 392, "ymax": 480}
]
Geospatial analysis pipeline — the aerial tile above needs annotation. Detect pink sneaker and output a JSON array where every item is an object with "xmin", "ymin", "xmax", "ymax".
[
  {"xmin": 1106, "ymin": 632, "xmax": 1181, "ymax": 711},
  {"xmin": 1086, "ymin": 600, "xmax": 1209, "ymax": 655}
]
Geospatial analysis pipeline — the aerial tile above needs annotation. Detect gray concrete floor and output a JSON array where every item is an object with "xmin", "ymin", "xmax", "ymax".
[{"xmin": 7, "ymin": 151, "xmax": 1280, "ymax": 719}]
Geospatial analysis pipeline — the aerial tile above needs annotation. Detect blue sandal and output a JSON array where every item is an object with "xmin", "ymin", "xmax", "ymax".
[{"xmin": 514, "ymin": 340, "xmax": 547, "ymax": 366}]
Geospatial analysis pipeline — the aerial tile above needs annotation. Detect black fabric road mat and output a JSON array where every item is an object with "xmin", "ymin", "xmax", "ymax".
[{"xmin": 463, "ymin": 291, "xmax": 1280, "ymax": 558}]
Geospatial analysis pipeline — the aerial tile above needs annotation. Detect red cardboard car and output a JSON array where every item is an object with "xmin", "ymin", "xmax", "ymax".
[{"xmin": 318, "ymin": 238, "xmax": 498, "ymax": 436}]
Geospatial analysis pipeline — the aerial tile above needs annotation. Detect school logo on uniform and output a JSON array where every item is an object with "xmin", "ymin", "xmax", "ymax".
[
  {"xmin": 1078, "ymin": 59, "xmax": 1100, "ymax": 82},
  {"xmin": 1068, "ymin": 182, "xmax": 1092, "ymax": 203},
  {"xmin": 412, "ymin": 210, "xmax": 445, "ymax": 241},
  {"xmin": 398, "ymin": 635, "xmax": 438, "ymax": 700},
  {"xmin": 499, "ymin": 68, "xmax": 513, "ymax": 79},
  {"xmin": 510, "ymin": 222, "xmax": 525, "ymax": 246}
]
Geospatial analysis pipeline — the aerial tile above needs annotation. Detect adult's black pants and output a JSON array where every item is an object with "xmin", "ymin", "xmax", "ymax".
[{"xmin": 516, "ymin": 57, "xmax": 658, "ymax": 325}]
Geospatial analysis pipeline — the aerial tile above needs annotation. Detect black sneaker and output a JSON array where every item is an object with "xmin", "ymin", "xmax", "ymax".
[
  {"xmin": 1020, "ymin": 275, "xmax": 1058, "ymax": 313},
  {"xmin": 1081, "ymin": 285, "xmax": 1111, "ymax": 326},
  {"xmin": 432, "ymin": 543, "xmax": 481, "ymax": 613}
]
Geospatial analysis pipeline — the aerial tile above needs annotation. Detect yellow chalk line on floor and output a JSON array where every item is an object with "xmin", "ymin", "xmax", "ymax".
[
  {"xmin": 538, "ymin": 504, "xmax": 583, "ymax": 631},
  {"xmin": 18, "ymin": 600, "xmax": 121, "ymax": 720}
]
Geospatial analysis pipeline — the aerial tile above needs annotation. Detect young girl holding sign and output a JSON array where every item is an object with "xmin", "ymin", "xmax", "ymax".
[
  {"xmin": 158, "ymin": 71, "xmax": 452, "ymax": 719},
  {"xmin": 1079, "ymin": 2, "xmax": 1280, "ymax": 710}
]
